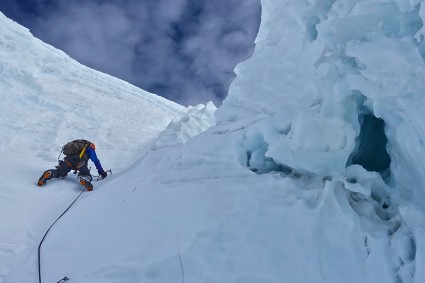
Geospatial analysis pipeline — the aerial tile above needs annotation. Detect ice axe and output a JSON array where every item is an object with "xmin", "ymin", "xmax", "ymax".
[{"xmin": 95, "ymin": 169, "xmax": 112, "ymax": 181}]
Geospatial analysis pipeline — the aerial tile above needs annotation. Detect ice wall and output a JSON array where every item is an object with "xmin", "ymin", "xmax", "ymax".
[{"xmin": 217, "ymin": 0, "xmax": 425, "ymax": 208}]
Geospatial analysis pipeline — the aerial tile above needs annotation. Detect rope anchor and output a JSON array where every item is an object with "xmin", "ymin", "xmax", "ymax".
[{"xmin": 57, "ymin": 276, "xmax": 70, "ymax": 283}]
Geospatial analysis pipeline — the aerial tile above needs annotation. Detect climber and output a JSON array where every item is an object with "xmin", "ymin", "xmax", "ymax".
[{"xmin": 37, "ymin": 139, "xmax": 108, "ymax": 191}]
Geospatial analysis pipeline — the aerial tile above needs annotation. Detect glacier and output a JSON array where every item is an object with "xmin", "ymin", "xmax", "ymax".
[{"xmin": 1, "ymin": 0, "xmax": 425, "ymax": 282}]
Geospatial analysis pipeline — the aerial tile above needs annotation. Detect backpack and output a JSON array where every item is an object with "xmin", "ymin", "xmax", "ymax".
[{"xmin": 62, "ymin": 139, "xmax": 91, "ymax": 156}]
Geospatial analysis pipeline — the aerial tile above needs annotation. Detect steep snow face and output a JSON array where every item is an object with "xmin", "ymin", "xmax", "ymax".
[
  {"xmin": 153, "ymin": 102, "xmax": 217, "ymax": 150},
  {"xmin": 3, "ymin": 2, "xmax": 425, "ymax": 283},
  {"xmin": 0, "ymin": 11, "xmax": 184, "ymax": 168},
  {"xmin": 217, "ymin": 0, "xmax": 425, "ymax": 208},
  {"xmin": 0, "ymin": 11, "xmax": 196, "ymax": 282},
  {"xmin": 37, "ymin": 2, "xmax": 425, "ymax": 283}
]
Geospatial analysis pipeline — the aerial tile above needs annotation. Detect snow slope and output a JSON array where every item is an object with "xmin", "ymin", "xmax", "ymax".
[
  {"xmin": 40, "ymin": 0, "xmax": 425, "ymax": 282},
  {"xmin": 0, "ymin": 11, "xmax": 184, "ymax": 164},
  {"xmin": 0, "ymin": 11, "xmax": 193, "ymax": 282},
  {"xmin": 3, "ymin": 0, "xmax": 425, "ymax": 282}
]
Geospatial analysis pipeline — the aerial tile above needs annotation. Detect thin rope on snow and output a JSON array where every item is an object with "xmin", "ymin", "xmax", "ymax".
[{"xmin": 38, "ymin": 187, "xmax": 86, "ymax": 283}]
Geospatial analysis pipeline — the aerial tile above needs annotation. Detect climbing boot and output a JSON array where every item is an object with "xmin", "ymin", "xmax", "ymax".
[
  {"xmin": 79, "ymin": 176, "xmax": 93, "ymax": 191},
  {"xmin": 37, "ymin": 170, "xmax": 54, "ymax": 186}
]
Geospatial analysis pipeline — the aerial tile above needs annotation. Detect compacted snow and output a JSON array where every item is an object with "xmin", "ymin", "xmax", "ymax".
[{"xmin": 2, "ymin": 0, "xmax": 425, "ymax": 282}]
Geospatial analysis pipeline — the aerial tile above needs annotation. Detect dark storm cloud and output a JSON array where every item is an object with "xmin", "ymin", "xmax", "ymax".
[{"xmin": 0, "ymin": 0, "xmax": 261, "ymax": 106}]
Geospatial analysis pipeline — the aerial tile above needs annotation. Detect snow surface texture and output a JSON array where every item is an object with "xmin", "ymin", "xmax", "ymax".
[
  {"xmin": 2, "ymin": 0, "xmax": 425, "ymax": 282},
  {"xmin": 0, "ymin": 11, "xmax": 208, "ymax": 282},
  {"xmin": 216, "ymin": 0, "xmax": 425, "ymax": 281}
]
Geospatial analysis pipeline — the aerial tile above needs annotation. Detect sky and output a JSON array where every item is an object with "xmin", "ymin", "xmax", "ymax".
[{"xmin": 0, "ymin": 0, "xmax": 261, "ymax": 106}]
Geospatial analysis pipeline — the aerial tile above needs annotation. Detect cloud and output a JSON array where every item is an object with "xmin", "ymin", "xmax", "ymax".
[{"xmin": 0, "ymin": 0, "xmax": 261, "ymax": 106}]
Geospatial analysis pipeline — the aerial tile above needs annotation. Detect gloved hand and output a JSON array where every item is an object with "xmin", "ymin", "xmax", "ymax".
[{"xmin": 99, "ymin": 170, "xmax": 108, "ymax": 179}]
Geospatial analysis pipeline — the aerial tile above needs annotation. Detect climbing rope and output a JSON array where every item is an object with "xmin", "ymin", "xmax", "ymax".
[
  {"xmin": 176, "ymin": 228, "xmax": 185, "ymax": 283},
  {"xmin": 38, "ymin": 187, "xmax": 86, "ymax": 283},
  {"xmin": 173, "ymin": 198, "xmax": 185, "ymax": 283}
]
